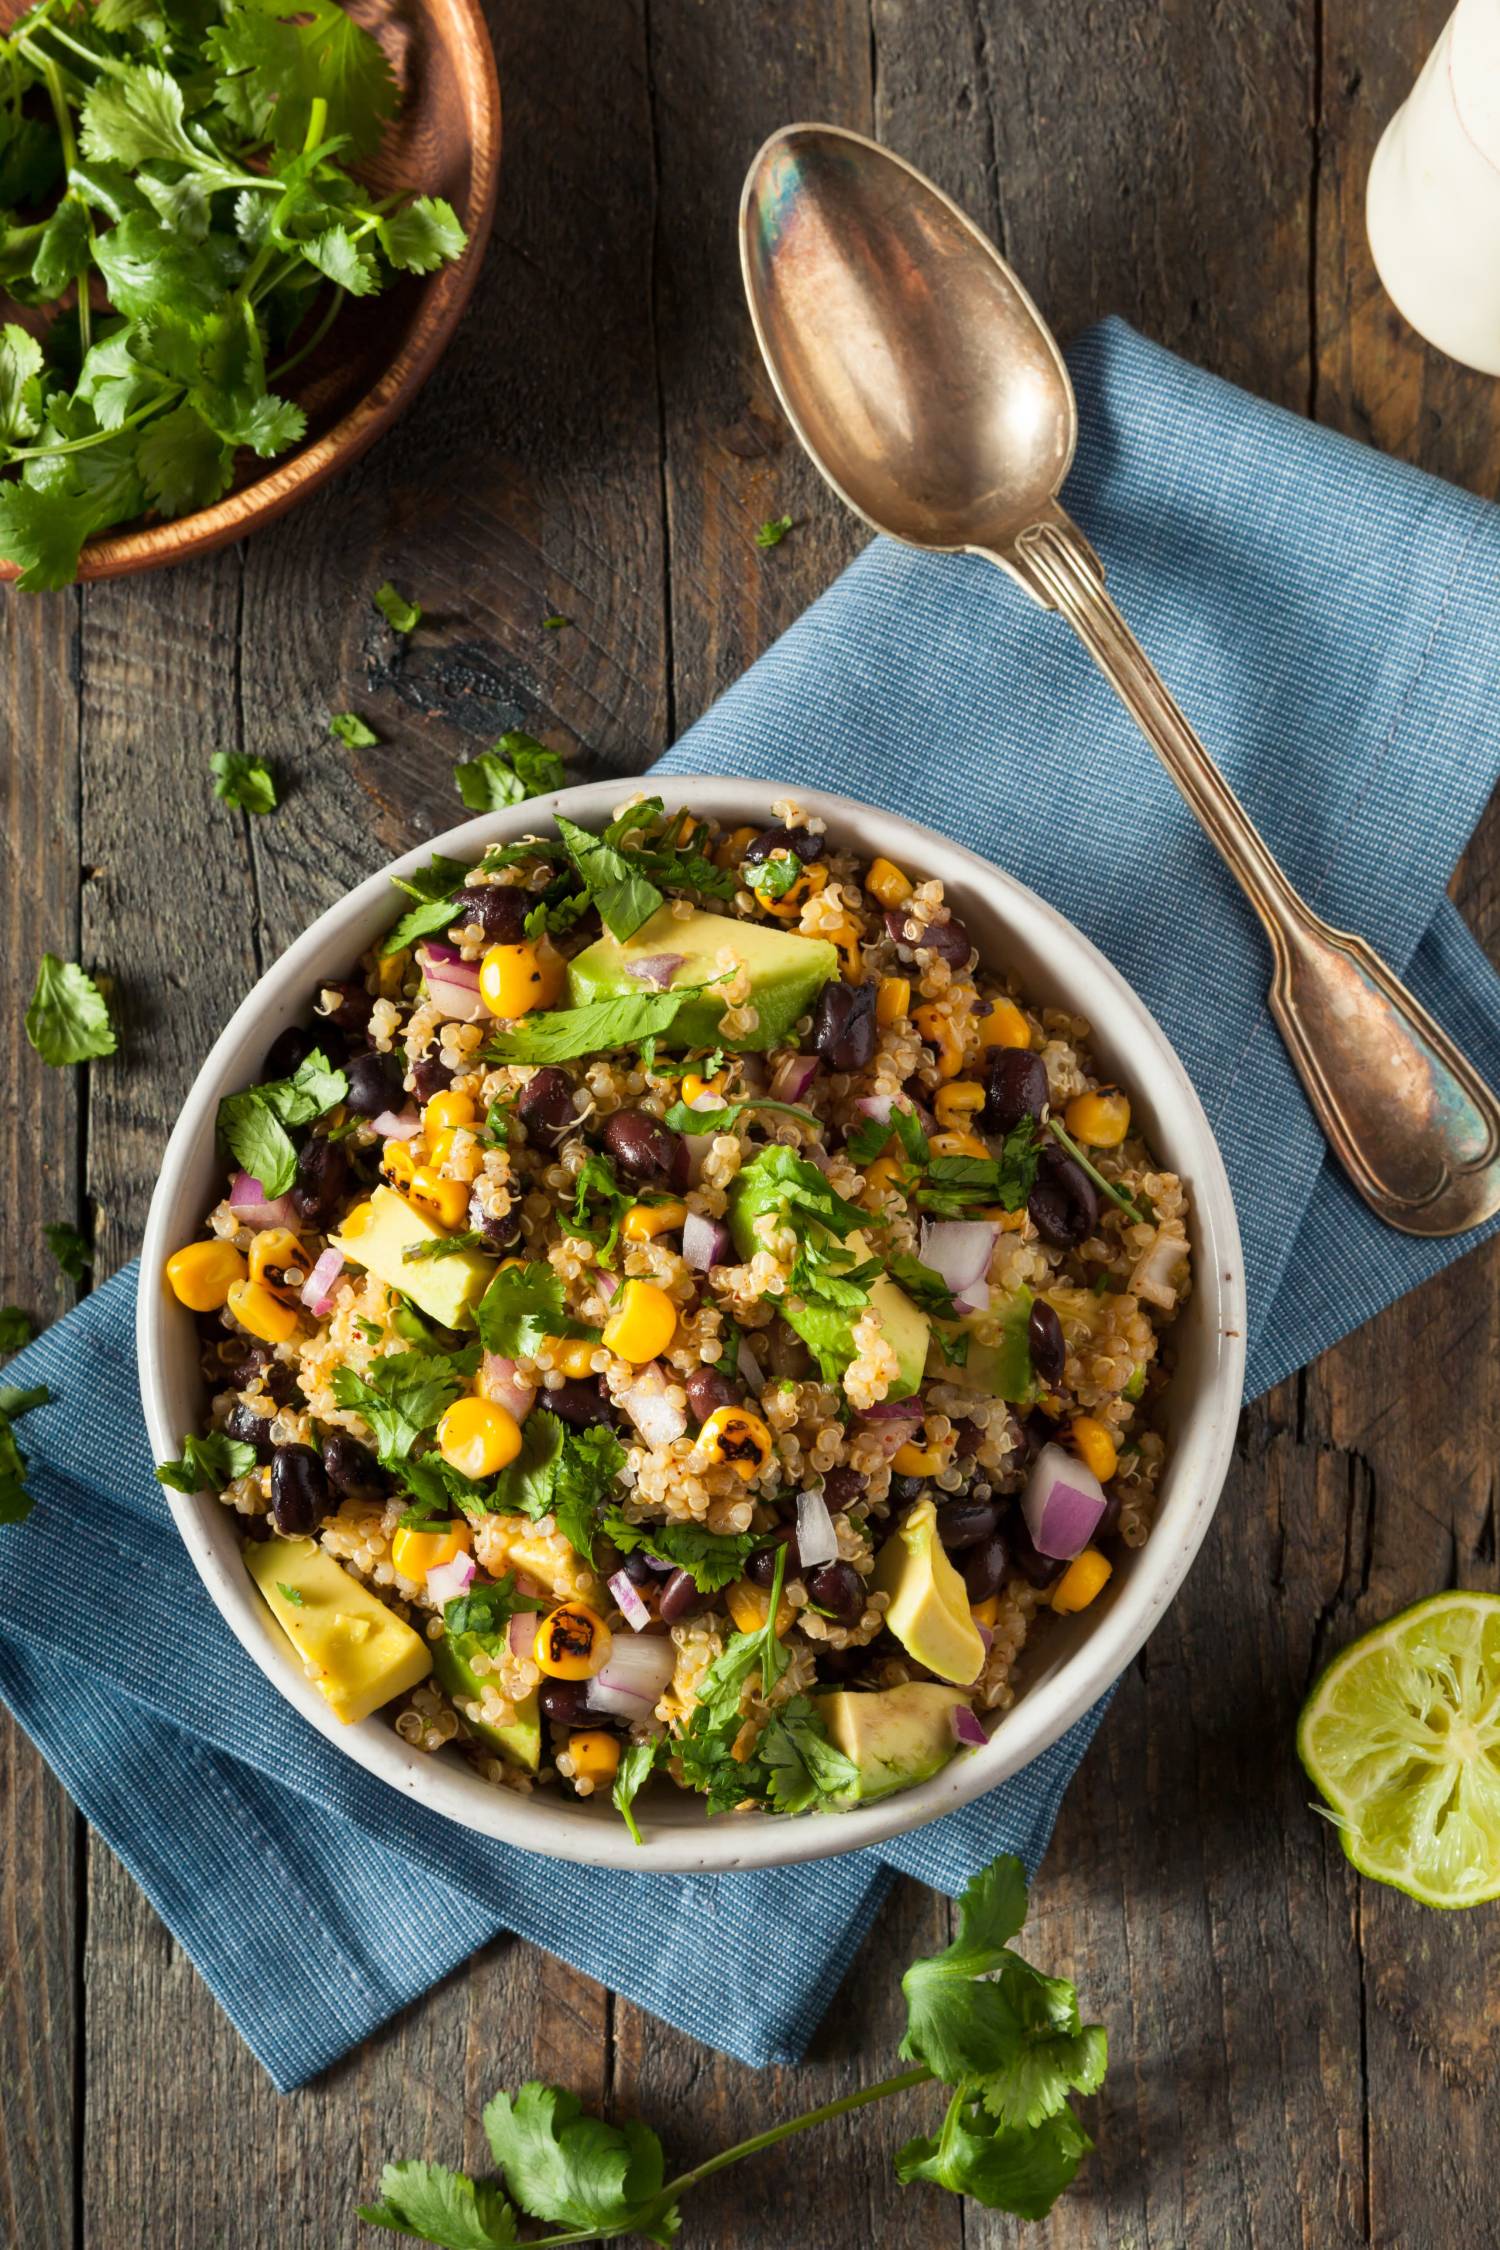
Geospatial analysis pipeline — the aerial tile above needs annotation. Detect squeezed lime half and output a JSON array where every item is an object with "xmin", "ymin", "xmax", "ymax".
[{"xmin": 1297, "ymin": 1591, "xmax": 1500, "ymax": 1910}]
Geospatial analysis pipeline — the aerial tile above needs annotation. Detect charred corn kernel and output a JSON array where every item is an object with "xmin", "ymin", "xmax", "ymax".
[
  {"xmin": 763, "ymin": 863, "xmax": 827, "ymax": 920},
  {"xmin": 929, "ymin": 1129, "xmax": 990, "ymax": 1160},
  {"xmin": 391, "ymin": 1517, "xmax": 472, "ymax": 1584},
  {"xmin": 891, "ymin": 1435, "xmax": 956, "ymax": 1477},
  {"xmin": 865, "ymin": 855, "xmax": 913, "ymax": 908},
  {"xmin": 971, "ymin": 1595, "xmax": 1001, "ymax": 1629},
  {"xmin": 602, "ymin": 1278, "xmax": 677, "ymax": 1363},
  {"xmin": 534, "ymin": 1601, "xmax": 612, "ymax": 1680},
  {"xmin": 437, "ymin": 1396, "xmax": 523, "ymax": 1478},
  {"xmin": 1063, "ymin": 1086, "xmax": 1131, "ymax": 1148},
  {"xmin": 976, "ymin": 997, "xmax": 1031, "ymax": 1050},
  {"xmin": 479, "ymin": 941, "xmax": 554, "ymax": 1019},
  {"xmin": 699, "ymin": 1404, "xmax": 773, "ymax": 1480},
  {"xmin": 423, "ymin": 1090, "xmax": 476, "ymax": 1135},
  {"xmin": 621, "ymin": 1199, "xmax": 688, "ymax": 1243},
  {"xmin": 914, "ymin": 1002, "xmax": 963, "ymax": 1079},
  {"xmin": 827, "ymin": 918, "xmax": 864, "ymax": 983},
  {"xmin": 725, "ymin": 1580, "xmax": 794, "ymax": 1637},
  {"xmin": 382, "ymin": 1138, "xmax": 418, "ymax": 1188},
  {"xmin": 248, "ymin": 1226, "xmax": 312, "ymax": 1304},
  {"xmin": 934, "ymin": 1079, "xmax": 986, "ymax": 1131},
  {"xmin": 1051, "ymin": 1548, "xmax": 1113, "ymax": 1614},
  {"xmin": 567, "ymin": 1730, "xmax": 621, "ymax": 1786},
  {"xmin": 547, "ymin": 1336, "xmax": 601, "ymax": 1379},
  {"xmin": 876, "ymin": 975, "xmax": 911, "ymax": 1026},
  {"xmin": 225, "ymin": 1277, "xmax": 299, "ymax": 1345},
  {"xmin": 409, "ymin": 1166, "xmax": 470, "ymax": 1229},
  {"xmin": 717, "ymin": 822, "xmax": 759, "ymax": 868},
  {"xmin": 165, "ymin": 1238, "xmax": 247, "ymax": 1311},
  {"xmin": 1068, "ymin": 1416, "xmax": 1119, "ymax": 1482},
  {"xmin": 863, "ymin": 1152, "xmax": 903, "ymax": 1199}
]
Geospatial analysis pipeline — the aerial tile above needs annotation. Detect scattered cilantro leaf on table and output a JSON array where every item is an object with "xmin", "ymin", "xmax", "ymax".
[
  {"xmin": 483, "ymin": 2083, "xmax": 677, "ymax": 2247},
  {"xmin": 0, "ymin": 1381, "xmax": 50, "ymax": 1526},
  {"xmin": 541, "ymin": 613, "xmax": 570, "ymax": 630},
  {"xmin": 755, "ymin": 514, "xmax": 793, "ymax": 548},
  {"xmin": 0, "ymin": 1307, "xmax": 37, "ymax": 1352},
  {"xmin": 330, "ymin": 711, "xmax": 379, "ymax": 749},
  {"xmin": 210, "ymin": 749, "xmax": 277, "ymax": 815},
  {"xmin": 358, "ymin": 2158, "xmax": 518, "ymax": 2249},
  {"xmin": 44, "ymin": 1222, "xmax": 93, "ymax": 1285},
  {"xmin": 455, "ymin": 731, "xmax": 566, "ymax": 811},
  {"xmin": 25, "ymin": 954, "xmax": 117, "ymax": 1066},
  {"xmin": 374, "ymin": 580, "xmax": 422, "ymax": 633}
]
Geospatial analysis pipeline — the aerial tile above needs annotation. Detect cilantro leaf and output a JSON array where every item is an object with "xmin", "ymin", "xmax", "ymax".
[
  {"xmin": 210, "ymin": 749, "xmax": 277, "ymax": 815},
  {"xmin": 482, "ymin": 2082, "xmax": 676, "ymax": 2247},
  {"xmin": 0, "ymin": 1381, "xmax": 49, "ymax": 1526},
  {"xmin": 0, "ymin": 482, "xmax": 102, "ymax": 592},
  {"xmin": 759, "ymin": 1696, "xmax": 859, "ymax": 1813},
  {"xmin": 744, "ymin": 849, "xmax": 802, "ymax": 902},
  {"xmin": 139, "ymin": 403, "xmax": 236, "ymax": 515},
  {"xmin": 612, "ymin": 1735, "xmax": 663, "ymax": 1847},
  {"xmin": 661, "ymin": 1095, "xmax": 816, "ymax": 1136},
  {"xmin": 0, "ymin": 323, "xmax": 43, "ymax": 445},
  {"xmin": 443, "ymin": 1572, "xmax": 544, "ymax": 1646},
  {"xmin": 329, "ymin": 1351, "xmax": 464, "ymax": 1465},
  {"xmin": 473, "ymin": 1262, "xmax": 592, "ymax": 1361},
  {"xmin": 0, "ymin": 1307, "xmax": 36, "ymax": 1352},
  {"xmin": 276, "ymin": 1581, "xmax": 305, "ymax": 1605},
  {"xmin": 79, "ymin": 64, "xmax": 206, "ymax": 172},
  {"xmin": 374, "ymin": 580, "xmax": 421, "ymax": 633},
  {"xmin": 379, "ymin": 197, "xmax": 467, "ymax": 274},
  {"xmin": 357, "ymin": 2158, "xmax": 518, "ymax": 2248},
  {"xmin": 734, "ymin": 1145, "xmax": 866, "ymax": 1242},
  {"xmin": 455, "ymin": 732, "xmax": 566, "ymax": 812},
  {"xmin": 601, "ymin": 1508, "xmax": 757, "ymax": 1593},
  {"xmin": 541, "ymin": 614, "xmax": 570, "ymax": 630},
  {"xmin": 755, "ymin": 514, "xmax": 793, "ymax": 548},
  {"xmin": 330, "ymin": 711, "xmax": 379, "ymax": 748},
  {"xmin": 543, "ymin": 1423, "xmax": 626, "ymax": 1562},
  {"xmin": 44, "ymin": 1222, "xmax": 93, "ymax": 1284},
  {"xmin": 25, "ymin": 955, "xmax": 118, "ymax": 1066},
  {"xmin": 554, "ymin": 812, "xmax": 663, "ymax": 941},
  {"xmin": 382, "ymin": 854, "xmax": 469, "ymax": 955},
  {"xmin": 899, "ymin": 1853, "xmax": 1031, "ymax": 2077},
  {"xmin": 559, "ymin": 1150, "xmax": 632, "ymax": 1260},
  {"xmin": 155, "ymin": 1430, "xmax": 259, "ymax": 1494},
  {"xmin": 888, "ymin": 1254, "xmax": 960, "ymax": 1320},
  {"xmin": 895, "ymin": 2096, "xmax": 1091, "ymax": 2222},
  {"xmin": 207, "ymin": 0, "xmax": 397, "ymax": 157},
  {"xmin": 30, "ymin": 199, "xmax": 89, "ymax": 300},
  {"xmin": 304, "ymin": 223, "xmax": 380, "ymax": 296},
  {"xmin": 215, "ymin": 1047, "xmax": 347, "ymax": 1198},
  {"xmin": 484, "ymin": 986, "xmax": 715, "ymax": 1066}
]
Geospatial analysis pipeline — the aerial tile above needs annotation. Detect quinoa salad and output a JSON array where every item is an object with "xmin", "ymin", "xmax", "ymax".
[{"xmin": 157, "ymin": 795, "xmax": 1192, "ymax": 1839}]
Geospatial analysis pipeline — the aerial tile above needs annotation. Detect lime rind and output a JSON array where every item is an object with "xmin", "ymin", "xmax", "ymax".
[{"xmin": 1297, "ymin": 1591, "xmax": 1500, "ymax": 1911}]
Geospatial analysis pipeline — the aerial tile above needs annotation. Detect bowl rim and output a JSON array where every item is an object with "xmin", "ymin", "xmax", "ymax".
[
  {"xmin": 137, "ymin": 775, "xmax": 1246, "ymax": 1874},
  {"xmin": 0, "ymin": 0, "xmax": 502, "ymax": 585}
]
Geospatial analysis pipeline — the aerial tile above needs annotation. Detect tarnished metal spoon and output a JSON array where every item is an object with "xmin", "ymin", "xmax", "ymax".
[{"xmin": 740, "ymin": 122, "xmax": 1500, "ymax": 1238}]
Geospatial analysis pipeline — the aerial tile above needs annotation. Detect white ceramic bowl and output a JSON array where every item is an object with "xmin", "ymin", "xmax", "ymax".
[{"xmin": 139, "ymin": 778, "xmax": 1245, "ymax": 1873}]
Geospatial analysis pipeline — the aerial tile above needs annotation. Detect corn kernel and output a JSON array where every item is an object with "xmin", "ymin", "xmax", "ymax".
[
  {"xmin": 602, "ymin": 1278, "xmax": 677, "ymax": 1364},
  {"xmin": 891, "ymin": 1434, "xmax": 955, "ymax": 1477},
  {"xmin": 724, "ymin": 1580, "xmax": 793, "ymax": 1637},
  {"xmin": 876, "ymin": 975, "xmax": 911, "ymax": 1026},
  {"xmin": 225, "ymin": 1277, "xmax": 300, "ymax": 1345},
  {"xmin": 976, "ymin": 998, "xmax": 1031, "ymax": 1050},
  {"xmin": 716, "ymin": 823, "xmax": 759, "ymax": 868},
  {"xmin": 409, "ymin": 1166, "xmax": 470, "ymax": 1229},
  {"xmin": 971, "ymin": 1595, "xmax": 1001, "ymax": 1628},
  {"xmin": 547, "ymin": 1336, "xmax": 600, "ymax": 1379},
  {"xmin": 827, "ymin": 917, "xmax": 864, "ymax": 983},
  {"xmin": 247, "ymin": 1226, "xmax": 311, "ymax": 1304},
  {"xmin": 382, "ymin": 1138, "xmax": 418, "ymax": 1188},
  {"xmin": 437, "ymin": 1396, "xmax": 523, "ymax": 1478},
  {"xmin": 567, "ymin": 1730, "xmax": 622, "ymax": 1786},
  {"xmin": 165, "ymin": 1238, "xmax": 247, "ymax": 1312},
  {"xmin": 534, "ymin": 1602, "xmax": 612, "ymax": 1680},
  {"xmin": 338, "ymin": 1199, "xmax": 375, "ymax": 1240},
  {"xmin": 763, "ymin": 863, "xmax": 827, "ymax": 921},
  {"xmin": 1069, "ymin": 1416, "xmax": 1118, "ymax": 1482},
  {"xmin": 391, "ymin": 1516, "xmax": 473, "ymax": 1584},
  {"xmin": 679, "ymin": 1073, "xmax": 723, "ymax": 1107},
  {"xmin": 862, "ymin": 1152, "xmax": 903, "ymax": 1200},
  {"xmin": 621, "ymin": 1199, "xmax": 689, "ymax": 1243},
  {"xmin": 1063, "ymin": 1086, "xmax": 1131, "ymax": 1148},
  {"xmin": 423, "ymin": 1090, "xmax": 477, "ymax": 1135},
  {"xmin": 1051, "ymin": 1548, "xmax": 1113, "ymax": 1614},
  {"xmin": 865, "ymin": 855, "xmax": 913, "ymax": 908},
  {"xmin": 913, "ymin": 1002, "xmax": 963, "ymax": 1079},
  {"xmin": 929, "ymin": 1129, "xmax": 989, "ymax": 1160},
  {"xmin": 479, "ymin": 940, "xmax": 562, "ymax": 1019},
  {"xmin": 933, "ymin": 1080, "xmax": 986, "ymax": 1132},
  {"xmin": 699, "ymin": 1404, "xmax": 773, "ymax": 1480}
]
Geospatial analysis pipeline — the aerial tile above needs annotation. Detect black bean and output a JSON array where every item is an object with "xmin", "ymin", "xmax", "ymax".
[
  {"xmin": 344, "ymin": 1048, "xmax": 404, "ymax": 1117},
  {"xmin": 318, "ymin": 980, "xmax": 374, "ymax": 1038},
  {"xmin": 953, "ymin": 1420, "xmax": 985, "ymax": 1461},
  {"xmin": 227, "ymin": 1346, "xmax": 297, "ymax": 1403},
  {"xmin": 601, "ymin": 1108, "xmax": 687, "ymax": 1187},
  {"xmin": 467, "ymin": 1191, "xmax": 523, "ymax": 1255},
  {"xmin": 321, "ymin": 1429, "xmax": 384, "ymax": 1496},
  {"xmin": 685, "ymin": 1365, "xmax": 737, "ymax": 1424},
  {"xmin": 516, "ymin": 1066, "xmax": 576, "ymax": 1145},
  {"xmin": 458, "ymin": 886, "xmax": 530, "ymax": 944},
  {"xmin": 746, "ymin": 1525, "xmax": 802, "ymax": 1586},
  {"xmin": 935, "ymin": 1497, "xmax": 1000, "ymax": 1552},
  {"xmin": 1096, "ymin": 1484, "xmax": 1123, "ymax": 1544},
  {"xmin": 1019, "ymin": 1408, "xmax": 1057, "ymax": 1464},
  {"xmin": 812, "ymin": 980, "xmax": 876, "ymax": 1072},
  {"xmin": 961, "ymin": 1530, "xmax": 1009, "ymax": 1602},
  {"xmin": 805, "ymin": 1560, "xmax": 864, "ymax": 1623},
  {"xmin": 881, "ymin": 905, "xmax": 969, "ymax": 965},
  {"xmin": 549, "ymin": 1377, "xmax": 612, "ymax": 1429},
  {"xmin": 889, "ymin": 1472, "xmax": 928, "ymax": 1506},
  {"xmin": 1028, "ymin": 1299, "xmax": 1066, "ymax": 1388},
  {"xmin": 1028, "ymin": 1147, "xmax": 1100, "ymax": 1249},
  {"xmin": 411, "ymin": 1045, "xmax": 455, "ymax": 1103},
  {"xmin": 980, "ymin": 1046, "xmax": 1049, "ymax": 1133},
  {"xmin": 261, "ymin": 1023, "xmax": 323, "ymax": 1081},
  {"xmin": 743, "ymin": 823, "xmax": 826, "ymax": 865},
  {"xmin": 1005, "ymin": 1507, "xmax": 1064, "ymax": 1589},
  {"xmin": 269, "ymin": 1443, "xmax": 329, "ymax": 1534},
  {"xmin": 820, "ymin": 1465, "xmax": 867, "ymax": 1511},
  {"xmin": 538, "ymin": 1679, "xmax": 593, "ymax": 1726},
  {"xmin": 290, "ymin": 1136, "xmax": 348, "ymax": 1228},
  {"xmin": 224, "ymin": 1403, "xmax": 276, "ymax": 1460},
  {"xmin": 620, "ymin": 1550, "xmax": 656, "ymax": 1587},
  {"xmin": 658, "ymin": 1568, "xmax": 707, "ymax": 1623}
]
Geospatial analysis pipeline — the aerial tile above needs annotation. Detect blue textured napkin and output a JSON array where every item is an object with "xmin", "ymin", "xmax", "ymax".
[{"xmin": 2, "ymin": 319, "xmax": 1498, "ymax": 2091}]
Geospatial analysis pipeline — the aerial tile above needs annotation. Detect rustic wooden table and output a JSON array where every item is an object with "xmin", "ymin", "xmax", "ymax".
[{"xmin": 3, "ymin": 2, "xmax": 1496, "ymax": 2244}]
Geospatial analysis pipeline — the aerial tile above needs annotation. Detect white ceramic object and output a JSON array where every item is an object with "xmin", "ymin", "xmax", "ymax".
[
  {"xmin": 1367, "ymin": 0, "xmax": 1500, "ymax": 375},
  {"xmin": 138, "ymin": 778, "xmax": 1246, "ymax": 1874}
]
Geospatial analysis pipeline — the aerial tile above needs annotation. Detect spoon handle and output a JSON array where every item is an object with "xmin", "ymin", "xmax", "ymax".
[{"xmin": 994, "ymin": 509, "xmax": 1500, "ymax": 1238}]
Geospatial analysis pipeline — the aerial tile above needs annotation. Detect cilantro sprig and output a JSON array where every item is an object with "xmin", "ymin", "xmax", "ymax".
[
  {"xmin": 215, "ymin": 1046, "xmax": 347, "ymax": 1199},
  {"xmin": 358, "ymin": 1851, "xmax": 1104, "ymax": 2241}
]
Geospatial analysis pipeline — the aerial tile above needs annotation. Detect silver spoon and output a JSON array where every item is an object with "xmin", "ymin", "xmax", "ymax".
[{"xmin": 740, "ymin": 123, "xmax": 1500, "ymax": 1238}]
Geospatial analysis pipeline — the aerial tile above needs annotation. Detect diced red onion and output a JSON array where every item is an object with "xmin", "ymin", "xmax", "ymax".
[
  {"xmin": 586, "ymin": 1633, "xmax": 675, "ymax": 1717},
  {"xmin": 508, "ymin": 1610, "xmax": 539, "ymax": 1657},
  {"xmin": 736, "ymin": 1335, "xmax": 765, "ymax": 1390},
  {"xmin": 919, "ymin": 1220, "xmax": 998, "ymax": 1302},
  {"xmin": 417, "ymin": 942, "xmax": 480, "ymax": 985},
  {"xmin": 859, "ymin": 1398, "xmax": 921, "ymax": 1420},
  {"xmin": 426, "ymin": 1550, "xmax": 476, "ymax": 1606},
  {"xmin": 683, "ymin": 1132, "xmax": 715, "ymax": 1185},
  {"xmin": 1023, "ymin": 1442, "xmax": 1107, "ymax": 1560},
  {"xmin": 371, "ymin": 1106, "xmax": 421, "ymax": 1140},
  {"xmin": 640, "ymin": 1551, "xmax": 675, "ymax": 1575},
  {"xmin": 621, "ymin": 1367, "xmax": 687, "ymax": 1448},
  {"xmin": 682, "ymin": 1211, "xmax": 730, "ymax": 1271},
  {"xmin": 422, "ymin": 941, "xmax": 466, "ymax": 966},
  {"xmin": 855, "ymin": 1093, "xmax": 894, "ymax": 1125},
  {"xmin": 300, "ymin": 1245, "xmax": 344, "ymax": 1314},
  {"xmin": 796, "ymin": 1489, "xmax": 838, "ymax": 1570},
  {"xmin": 608, "ymin": 1569, "xmax": 652, "ymax": 1632},
  {"xmin": 424, "ymin": 974, "xmax": 488, "ymax": 1023},
  {"xmin": 481, "ymin": 1353, "xmax": 536, "ymax": 1423},
  {"xmin": 770, "ymin": 1053, "xmax": 820, "ymax": 1102},
  {"xmin": 596, "ymin": 1270, "xmax": 620, "ymax": 1305},
  {"xmin": 626, "ymin": 953, "xmax": 686, "ymax": 990},
  {"xmin": 950, "ymin": 1703, "xmax": 988, "ymax": 1749},
  {"xmin": 227, "ymin": 1171, "xmax": 297, "ymax": 1230},
  {"xmin": 975, "ymin": 1621, "xmax": 994, "ymax": 1657},
  {"xmin": 855, "ymin": 1414, "xmax": 921, "ymax": 1459}
]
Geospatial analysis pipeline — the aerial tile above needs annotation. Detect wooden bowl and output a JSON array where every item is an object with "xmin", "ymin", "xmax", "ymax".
[{"xmin": 0, "ymin": 0, "xmax": 500, "ymax": 584}]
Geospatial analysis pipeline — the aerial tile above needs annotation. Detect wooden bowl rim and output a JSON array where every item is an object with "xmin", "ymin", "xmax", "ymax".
[{"xmin": 0, "ymin": 0, "xmax": 501, "ymax": 586}]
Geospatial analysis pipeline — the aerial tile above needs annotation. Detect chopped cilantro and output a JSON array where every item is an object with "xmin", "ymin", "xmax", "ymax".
[
  {"xmin": 329, "ymin": 712, "xmax": 379, "ymax": 749},
  {"xmin": 44, "ymin": 1221, "xmax": 93, "ymax": 1285},
  {"xmin": 443, "ymin": 1571, "xmax": 544, "ymax": 1645},
  {"xmin": 661, "ymin": 1094, "xmax": 817, "ymax": 1136},
  {"xmin": 374, "ymin": 581, "xmax": 422, "ymax": 634},
  {"xmin": 601, "ymin": 1508, "xmax": 758, "ymax": 1593},
  {"xmin": 25, "ymin": 954, "xmax": 117, "ymax": 1066},
  {"xmin": 474, "ymin": 1261, "xmax": 593, "ymax": 1360},
  {"xmin": 210, "ymin": 750, "xmax": 277, "ymax": 816},
  {"xmin": 402, "ymin": 1231, "xmax": 485, "ymax": 1262},
  {"xmin": 0, "ymin": 1307, "xmax": 36, "ymax": 1352},
  {"xmin": 276, "ymin": 1582, "xmax": 306, "ymax": 1606},
  {"xmin": 542, "ymin": 613, "xmax": 570, "ymax": 629},
  {"xmin": 559, "ymin": 1150, "xmax": 633, "ymax": 1261},
  {"xmin": 455, "ymin": 731, "xmax": 566, "ymax": 811},
  {"xmin": 755, "ymin": 514, "xmax": 794, "ymax": 548},
  {"xmin": 155, "ymin": 1430, "xmax": 258, "ymax": 1495},
  {"xmin": 483, "ymin": 984, "xmax": 718, "ymax": 1066},
  {"xmin": 555, "ymin": 812, "xmax": 665, "ymax": 941},
  {"xmin": 381, "ymin": 852, "xmax": 471, "ymax": 956},
  {"xmin": 745, "ymin": 850, "xmax": 803, "ymax": 902}
]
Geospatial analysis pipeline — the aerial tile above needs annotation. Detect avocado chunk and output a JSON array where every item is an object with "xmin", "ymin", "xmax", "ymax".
[
  {"xmin": 936, "ymin": 1286, "xmax": 1036, "ymax": 1403},
  {"xmin": 432, "ymin": 1632, "xmax": 542, "ymax": 1772},
  {"xmin": 728, "ymin": 1152, "xmax": 929, "ymax": 1399},
  {"xmin": 871, "ymin": 1496, "xmax": 987, "ymax": 1685},
  {"xmin": 330, "ymin": 1183, "xmax": 495, "ymax": 1330},
  {"xmin": 817, "ymin": 1682, "xmax": 970, "ymax": 1803},
  {"xmin": 567, "ymin": 904, "xmax": 836, "ymax": 1051},
  {"xmin": 246, "ymin": 1536, "xmax": 433, "ymax": 1724}
]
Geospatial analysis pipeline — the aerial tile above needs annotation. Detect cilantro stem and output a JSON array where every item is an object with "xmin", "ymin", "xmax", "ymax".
[
  {"xmin": 268, "ymin": 286, "xmax": 344, "ymax": 384},
  {"xmin": 1045, "ymin": 1117, "xmax": 1146, "ymax": 1226},
  {"xmin": 5, "ymin": 391, "xmax": 172, "ymax": 462},
  {"xmin": 32, "ymin": 50, "xmax": 92, "ymax": 353},
  {"xmin": 23, "ymin": 16, "xmax": 126, "ymax": 80}
]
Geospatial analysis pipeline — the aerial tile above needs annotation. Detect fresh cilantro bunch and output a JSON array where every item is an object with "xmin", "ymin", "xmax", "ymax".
[
  {"xmin": 0, "ymin": 0, "xmax": 467, "ymax": 588},
  {"xmin": 359, "ymin": 1851, "xmax": 1107, "ymax": 2242}
]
